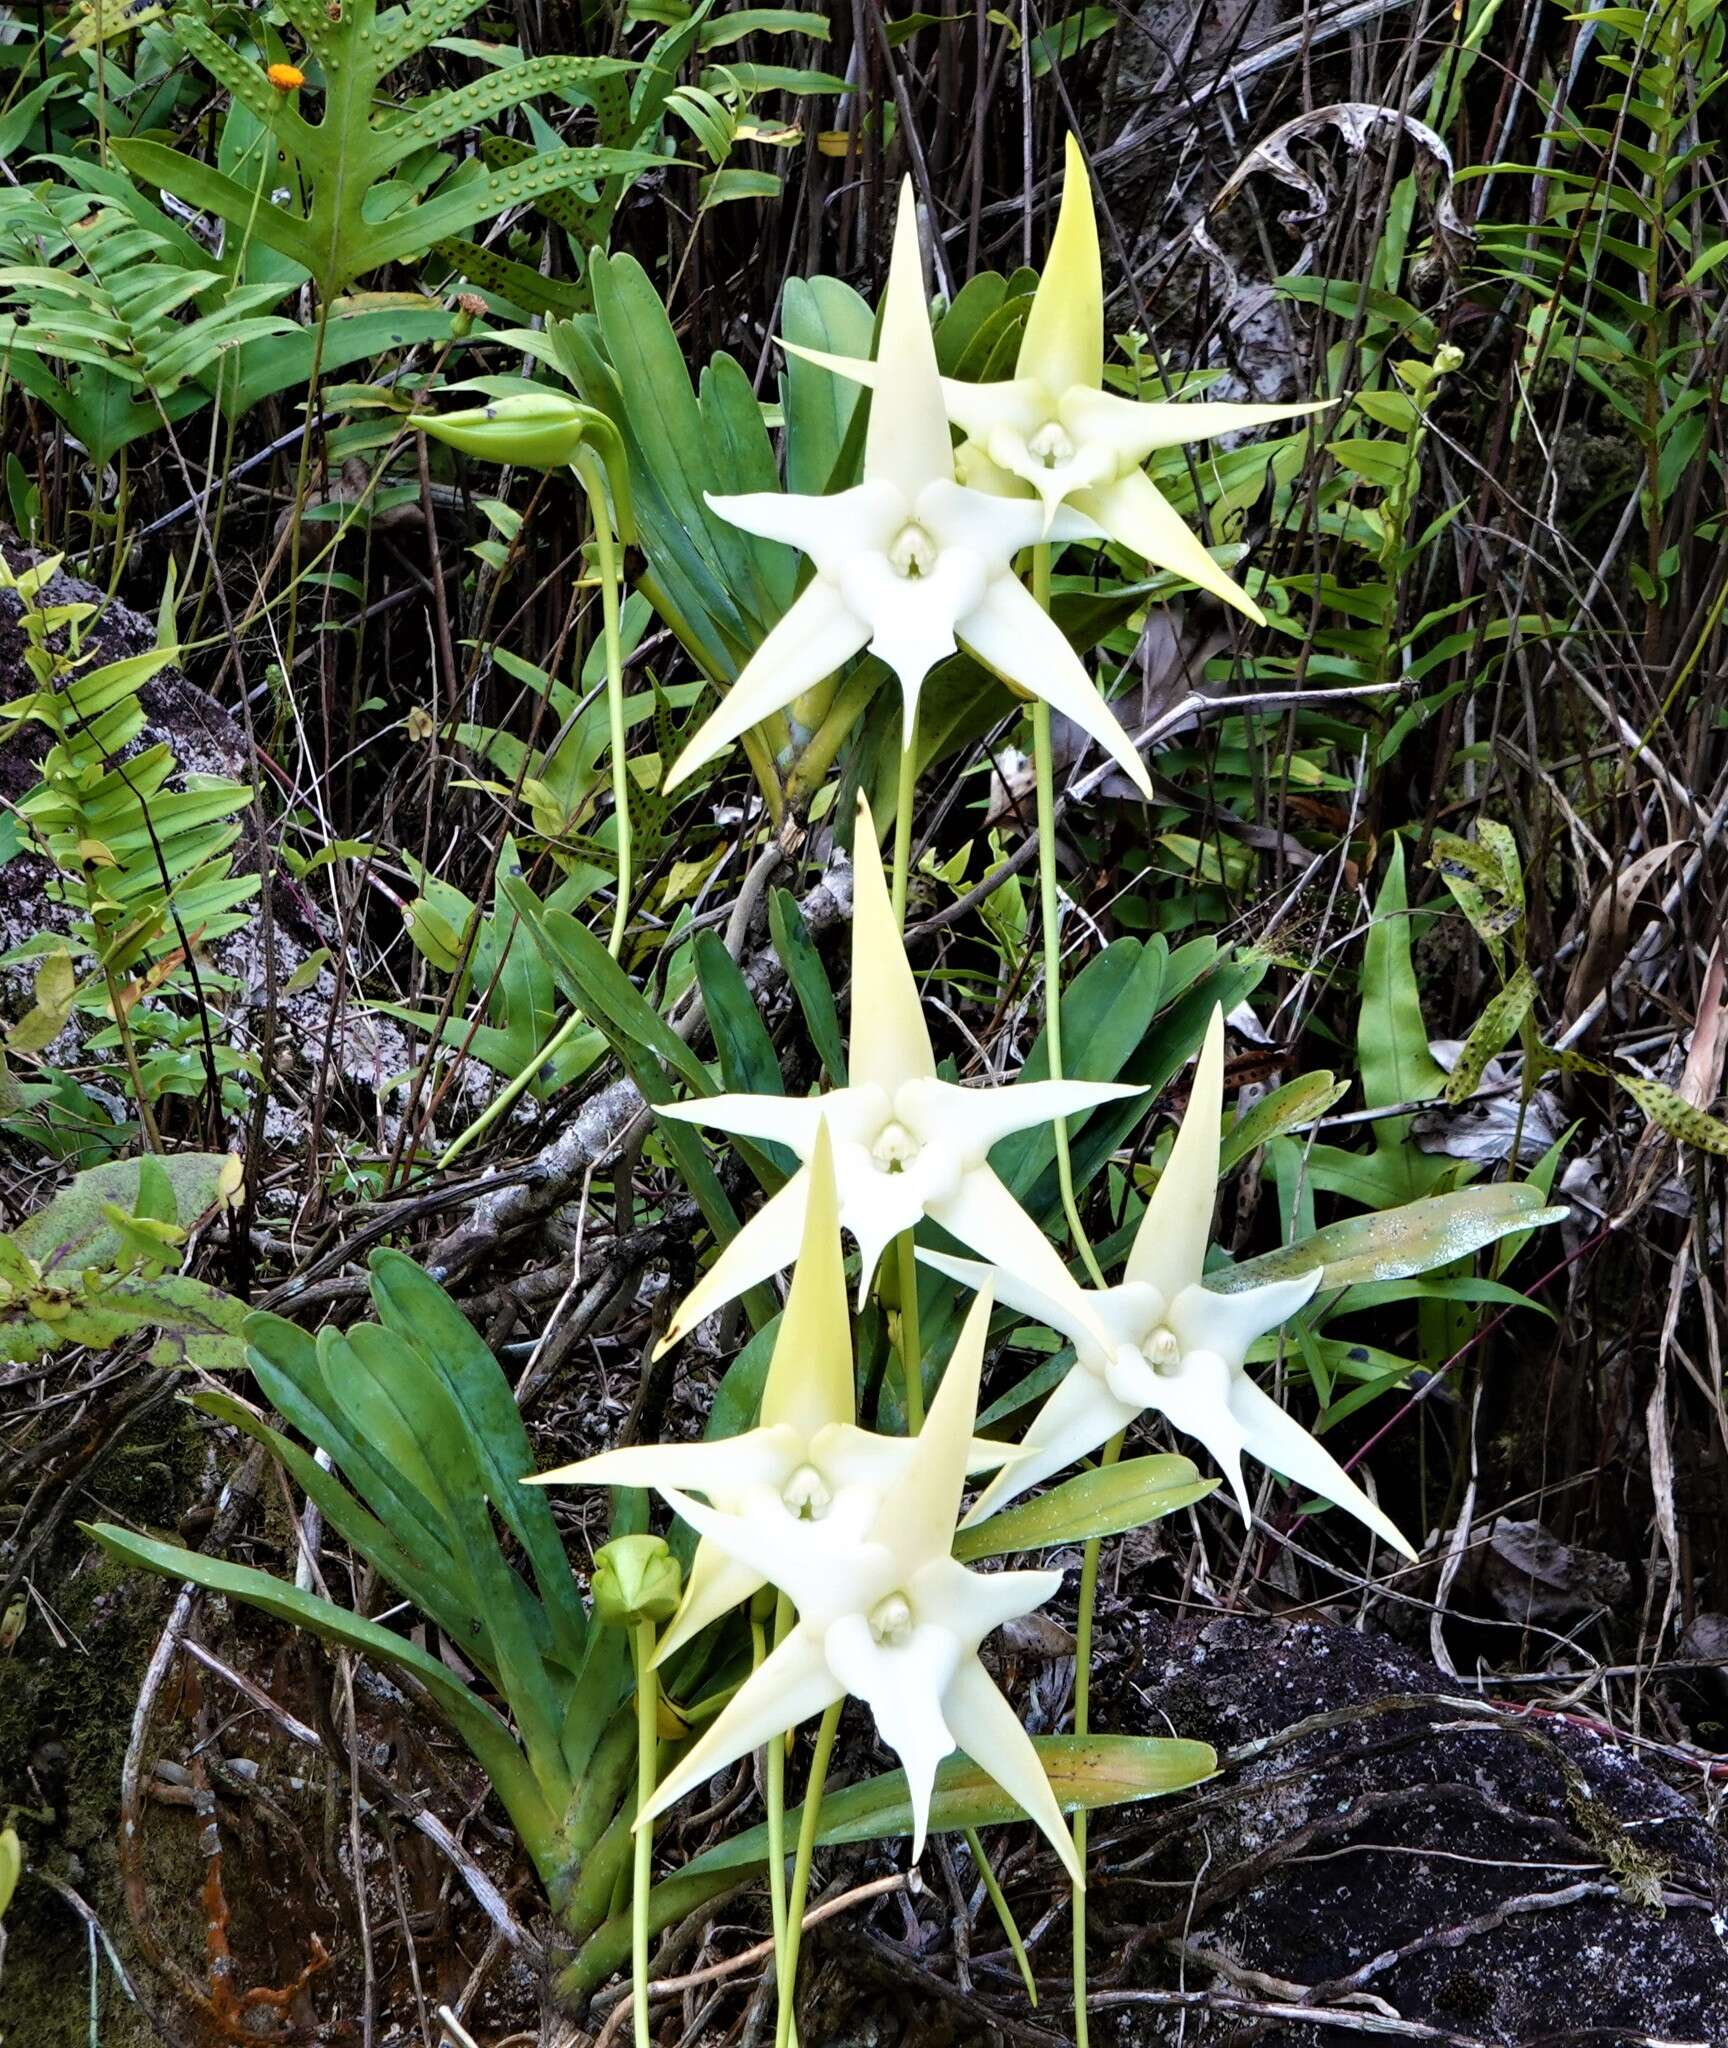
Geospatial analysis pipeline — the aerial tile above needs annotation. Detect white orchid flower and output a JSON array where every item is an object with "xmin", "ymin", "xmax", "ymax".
[
  {"xmin": 657, "ymin": 795, "xmax": 1140, "ymax": 1353},
  {"xmin": 528, "ymin": 1122, "xmax": 1010, "ymax": 1663},
  {"xmin": 638, "ymin": 1285, "xmax": 1081, "ymax": 1880},
  {"xmin": 663, "ymin": 177, "xmax": 1152, "ymax": 798},
  {"xmin": 930, "ymin": 1008, "xmax": 1416, "ymax": 1559},
  {"xmin": 790, "ymin": 135, "xmax": 1333, "ymax": 626}
]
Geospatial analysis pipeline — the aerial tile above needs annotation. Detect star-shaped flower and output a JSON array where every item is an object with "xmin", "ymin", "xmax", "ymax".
[
  {"xmin": 528, "ymin": 1123, "xmax": 1009, "ymax": 1663},
  {"xmin": 657, "ymin": 795, "xmax": 1141, "ymax": 1351},
  {"xmin": 929, "ymin": 1008, "xmax": 1416, "ymax": 1558},
  {"xmin": 638, "ymin": 1285, "xmax": 1080, "ymax": 1879},
  {"xmin": 790, "ymin": 135, "xmax": 1332, "ymax": 625},
  {"xmin": 663, "ymin": 177, "xmax": 1152, "ymax": 797}
]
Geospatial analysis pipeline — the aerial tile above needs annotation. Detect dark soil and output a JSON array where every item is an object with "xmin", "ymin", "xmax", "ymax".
[{"xmin": 1071, "ymin": 1611, "xmax": 1728, "ymax": 2047}]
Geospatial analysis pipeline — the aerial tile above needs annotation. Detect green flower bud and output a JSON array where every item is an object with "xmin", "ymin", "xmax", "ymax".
[
  {"xmin": 409, "ymin": 391, "xmax": 591, "ymax": 470},
  {"xmin": 591, "ymin": 1535, "xmax": 682, "ymax": 1629}
]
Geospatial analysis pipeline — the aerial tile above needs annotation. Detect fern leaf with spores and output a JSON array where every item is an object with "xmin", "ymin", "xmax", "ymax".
[
  {"xmin": 429, "ymin": 238, "xmax": 588, "ymax": 317},
  {"xmin": 367, "ymin": 144, "xmax": 667, "ymax": 270},
  {"xmin": 375, "ymin": 54, "xmax": 636, "ymax": 164},
  {"xmin": 171, "ymin": 13, "xmax": 317, "ymax": 142}
]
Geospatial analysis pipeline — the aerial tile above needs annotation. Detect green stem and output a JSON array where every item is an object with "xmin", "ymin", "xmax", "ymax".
[
  {"xmin": 574, "ymin": 446, "xmax": 632, "ymax": 961},
  {"xmin": 1070, "ymin": 1431, "xmax": 1124, "ymax": 2048},
  {"xmin": 1031, "ymin": 547, "xmax": 1106, "ymax": 1291},
  {"xmin": 437, "ymin": 1004, "xmax": 584, "ymax": 1171},
  {"xmin": 891, "ymin": 697, "xmax": 919, "ymax": 928},
  {"xmin": 896, "ymin": 1229, "xmax": 924, "ymax": 1435},
  {"xmin": 963, "ymin": 1826, "xmax": 1037, "ymax": 2007},
  {"xmin": 785, "ymin": 665, "xmax": 885, "ymax": 815},
  {"xmin": 631, "ymin": 1618, "xmax": 657, "ymax": 2048},
  {"xmin": 100, "ymin": 958, "xmax": 161, "ymax": 1154},
  {"xmin": 776, "ymin": 1699, "xmax": 842, "ymax": 2048},
  {"xmin": 764, "ymin": 1595, "xmax": 793, "ymax": 2008}
]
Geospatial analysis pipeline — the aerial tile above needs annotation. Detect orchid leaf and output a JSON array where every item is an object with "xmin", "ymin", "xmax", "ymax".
[
  {"xmin": 1218, "ymin": 1183, "xmax": 1568, "ymax": 1295},
  {"xmin": 954, "ymin": 1455, "xmax": 1216, "ymax": 1560}
]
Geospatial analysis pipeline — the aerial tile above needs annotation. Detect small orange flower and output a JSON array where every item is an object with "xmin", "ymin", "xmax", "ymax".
[{"xmin": 266, "ymin": 61, "xmax": 305, "ymax": 90}]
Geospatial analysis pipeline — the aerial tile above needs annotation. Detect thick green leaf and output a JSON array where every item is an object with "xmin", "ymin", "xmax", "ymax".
[
  {"xmin": 955, "ymin": 1455, "xmax": 1216, "ymax": 1560},
  {"xmin": 190, "ymin": 1387, "xmax": 493, "ymax": 1673},
  {"xmin": 693, "ymin": 931, "xmax": 783, "ymax": 1099},
  {"xmin": 781, "ymin": 275, "xmax": 871, "ymax": 495},
  {"xmin": 330, "ymin": 1320, "xmax": 569, "ymax": 1803},
  {"xmin": 1218, "ymin": 1183, "xmax": 1568, "ymax": 1294},
  {"xmin": 566, "ymin": 1733, "xmax": 1214, "ymax": 1995},
  {"xmin": 1358, "ymin": 841, "xmax": 1449, "ymax": 1194},
  {"xmin": 246, "ymin": 1311, "xmax": 456, "ymax": 1578},
  {"xmin": 768, "ymin": 886, "xmax": 847, "ymax": 1086},
  {"xmin": 1220, "ymin": 1072, "xmax": 1349, "ymax": 1174},
  {"xmin": 367, "ymin": 1249, "xmax": 589, "ymax": 1668}
]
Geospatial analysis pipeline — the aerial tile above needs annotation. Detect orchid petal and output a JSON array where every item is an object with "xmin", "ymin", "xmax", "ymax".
[
  {"xmin": 824, "ymin": 1612, "xmax": 961, "ymax": 1859},
  {"xmin": 961, "ymin": 1360, "xmax": 1139, "ymax": 1526},
  {"xmin": 1127, "ymin": 1005, "xmax": 1223, "ymax": 1298},
  {"xmin": 761, "ymin": 1120, "xmax": 855, "ymax": 1438},
  {"xmin": 864, "ymin": 180, "xmax": 954, "ymax": 501},
  {"xmin": 779, "ymin": 338, "xmax": 1047, "ymax": 449},
  {"xmin": 1165, "ymin": 1270, "xmax": 1322, "ymax": 1372},
  {"xmin": 918, "ymin": 1552, "xmax": 1065, "ymax": 1648},
  {"xmin": 1230, "ymin": 1370, "xmax": 1418, "ymax": 1560},
  {"xmin": 1139, "ymin": 1347, "xmax": 1254, "ymax": 1523},
  {"xmin": 841, "ymin": 548, "xmax": 980, "ymax": 711},
  {"xmin": 1060, "ymin": 385, "xmax": 1334, "ymax": 471},
  {"xmin": 939, "ymin": 376, "xmax": 1050, "ymax": 445},
  {"xmin": 874, "ymin": 1286, "xmax": 992, "ymax": 1577},
  {"xmin": 639, "ymin": 1628, "xmax": 842, "ymax": 1829},
  {"xmin": 918, "ymin": 476, "xmax": 1049, "ymax": 561},
  {"xmin": 658, "ymin": 1169, "xmax": 811, "ymax": 1353},
  {"xmin": 707, "ymin": 479, "xmax": 900, "ymax": 563},
  {"xmin": 658, "ymin": 1091, "xmax": 828, "ymax": 1151},
  {"xmin": 849, "ymin": 796, "xmax": 937, "ymax": 1093},
  {"xmin": 913, "ymin": 1075, "xmax": 1142, "ymax": 1166},
  {"xmin": 664, "ymin": 578, "xmax": 870, "ymax": 792},
  {"xmin": 957, "ymin": 574, "xmax": 1153, "ymax": 799},
  {"xmin": 658, "ymin": 1484, "xmax": 891, "ymax": 1620},
  {"xmin": 943, "ymin": 1653, "xmax": 1083, "ymax": 1885},
  {"xmin": 652, "ymin": 1546, "xmax": 766, "ymax": 1667},
  {"xmin": 778, "ymin": 338, "xmax": 880, "ymax": 388},
  {"xmin": 916, "ymin": 1250, "xmax": 1108, "ymax": 1369},
  {"xmin": 1074, "ymin": 466, "xmax": 1264, "ymax": 624},
  {"xmin": 832, "ymin": 1154, "xmax": 926, "ymax": 1307},
  {"xmin": 527, "ymin": 1425, "xmax": 799, "ymax": 1496},
  {"xmin": 929, "ymin": 1166, "xmax": 1114, "ymax": 1345},
  {"xmin": 1016, "ymin": 133, "xmax": 1104, "ymax": 397},
  {"xmin": 989, "ymin": 429, "xmax": 1118, "ymax": 535}
]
